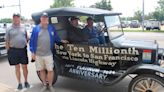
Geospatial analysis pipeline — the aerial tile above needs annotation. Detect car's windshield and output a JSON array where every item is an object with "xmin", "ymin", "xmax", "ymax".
[
  {"xmin": 131, "ymin": 20, "xmax": 138, "ymax": 23},
  {"xmin": 104, "ymin": 15, "xmax": 123, "ymax": 39}
]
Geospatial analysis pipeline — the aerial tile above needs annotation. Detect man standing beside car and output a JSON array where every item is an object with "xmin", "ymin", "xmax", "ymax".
[
  {"xmin": 30, "ymin": 12, "xmax": 67, "ymax": 92},
  {"xmin": 5, "ymin": 13, "xmax": 30, "ymax": 91}
]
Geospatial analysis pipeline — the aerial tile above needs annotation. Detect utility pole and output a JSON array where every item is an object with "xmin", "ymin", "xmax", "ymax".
[
  {"xmin": 18, "ymin": 0, "xmax": 21, "ymax": 16},
  {"xmin": 142, "ymin": 0, "xmax": 145, "ymax": 31}
]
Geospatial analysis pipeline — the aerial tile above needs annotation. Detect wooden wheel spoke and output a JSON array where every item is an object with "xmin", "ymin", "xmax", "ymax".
[
  {"xmin": 153, "ymin": 84, "xmax": 161, "ymax": 91},
  {"xmin": 150, "ymin": 80, "xmax": 156, "ymax": 89},
  {"xmin": 144, "ymin": 80, "xmax": 150, "ymax": 89},
  {"xmin": 138, "ymin": 82, "xmax": 147, "ymax": 90},
  {"xmin": 134, "ymin": 86, "xmax": 146, "ymax": 92}
]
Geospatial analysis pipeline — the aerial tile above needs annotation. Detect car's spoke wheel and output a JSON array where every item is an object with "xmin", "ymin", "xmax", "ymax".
[
  {"xmin": 37, "ymin": 68, "xmax": 58, "ymax": 85},
  {"xmin": 129, "ymin": 74, "xmax": 164, "ymax": 92}
]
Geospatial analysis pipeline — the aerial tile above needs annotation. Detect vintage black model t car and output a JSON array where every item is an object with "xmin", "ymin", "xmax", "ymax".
[{"xmin": 32, "ymin": 7, "xmax": 164, "ymax": 92}]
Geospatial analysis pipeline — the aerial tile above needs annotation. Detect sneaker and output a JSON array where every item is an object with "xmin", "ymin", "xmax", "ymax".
[
  {"xmin": 17, "ymin": 83, "xmax": 23, "ymax": 90},
  {"xmin": 40, "ymin": 85, "xmax": 47, "ymax": 92},
  {"xmin": 24, "ymin": 82, "xmax": 30, "ymax": 88},
  {"xmin": 49, "ymin": 86, "xmax": 55, "ymax": 92}
]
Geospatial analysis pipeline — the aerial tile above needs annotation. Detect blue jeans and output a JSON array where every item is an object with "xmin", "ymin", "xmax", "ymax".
[{"xmin": 98, "ymin": 35, "xmax": 106, "ymax": 44}]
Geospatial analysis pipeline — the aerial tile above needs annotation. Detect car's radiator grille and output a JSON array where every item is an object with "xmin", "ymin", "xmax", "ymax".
[{"xmin": 0, "ymin": 33, "xmax": 5, "ymax": 42}]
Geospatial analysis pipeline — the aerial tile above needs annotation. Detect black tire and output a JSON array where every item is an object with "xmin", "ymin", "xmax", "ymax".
[
  {"xmin": 37, "ymin": 66, "xmax": 58, "ymax": 85},
  {"xmin": 146, "ymin": 28, "xmax": 150, "ymax": 30},
  {"xmin": 128, "ymin": 74, "xmax": 164, "ymax": 92}
]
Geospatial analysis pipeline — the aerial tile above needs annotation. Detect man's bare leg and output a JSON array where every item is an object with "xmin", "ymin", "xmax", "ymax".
[
  {"xmin": 22, "ymin": 64, "xmax": 28, "ymax": 82},
  {"xmin": 40, "ymin": 70, "xmax": 48, "ymax": 92},
  {"xmin": 47, "ymin": 71, "xmax": 54, "ymax": 86},
  {"xmin": 15, "ymin": 64, "xmax": 21, "ymax": 84},
  {"xmin": 15, "ymin": 64, "xmax": 23, "ymax": 90},
  {"xmin": 40, "ymin": 70, "xmax": 47, "ymax": 85},
  {"xmin": 22, "ymin": 64, "xmax": 30, "ymax": 88}
]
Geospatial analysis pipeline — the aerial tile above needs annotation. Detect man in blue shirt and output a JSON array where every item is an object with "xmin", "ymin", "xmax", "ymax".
[
  {"xmin": 30, "ymin": 12, "xmax": 67, "ymax": 92},
  {"xmin": 83, "ymin": 17, "xmax": 105, "ymax": 45}
]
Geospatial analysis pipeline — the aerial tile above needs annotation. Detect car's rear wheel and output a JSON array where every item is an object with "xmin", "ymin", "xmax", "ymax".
[
  {"xmin": 128, "ymin": 74, "xmax": 164, "ymax": 92},
  {"xmin": 37, "ymin": 67, "xmax": 58, "ymax": 85}
]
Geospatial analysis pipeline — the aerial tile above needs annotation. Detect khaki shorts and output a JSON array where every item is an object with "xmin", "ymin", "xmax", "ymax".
[{"xmin": 35, "ymin": 55, "xmax": 54, "ymax": 71}]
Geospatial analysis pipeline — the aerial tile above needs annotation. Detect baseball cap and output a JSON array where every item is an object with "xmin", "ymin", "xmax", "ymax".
[
  {"xmin": 13, "ymin": 13, "xmax": 20, "ymax": 17},
  {"xmin": 41, "ymin": 12, "xmax": 48, "ymax": 17},
  {"xmin": 70, "ymin": 16, "xmax": 79, "ymax": 21}
]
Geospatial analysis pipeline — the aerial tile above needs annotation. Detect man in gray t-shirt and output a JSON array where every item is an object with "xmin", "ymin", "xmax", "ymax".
[
  {"xmin": 36, "ymin": 28, "xmax": 52, "ymax": 56},
  {"xmin": 5, "ymin": 13, "xmax": 30, "ymax": 90},
  {"xmin": 5, "ymin": 25, "xmax": 28, "ymax": 48}
]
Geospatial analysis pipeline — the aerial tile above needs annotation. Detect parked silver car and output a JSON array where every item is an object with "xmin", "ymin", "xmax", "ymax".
[{"xmin": 130, "ymin": 20, "xmax": 140, "ymax": 28}]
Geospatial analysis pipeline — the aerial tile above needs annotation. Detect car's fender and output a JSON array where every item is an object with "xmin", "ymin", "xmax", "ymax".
[
  {"xmin": 126, "ymin": 64, "xmax": 164, "ymax": 77},
  {"xmin": 126, "ymin": 64, "xmax": 164, "ymax": 74},
  {"xmin": 102, "ymin": 64, "xmax": 164, "ymax": 86}
]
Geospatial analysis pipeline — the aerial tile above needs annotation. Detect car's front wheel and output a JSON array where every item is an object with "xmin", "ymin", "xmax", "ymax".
[
  {"xmin": 37, "ymin": 67, "xmax": 58, "ymax": 85},
  {"xmin": 128, "ymin": 74, "xmax": 164, "ymax": 92},
  {"xmin": 158, "ymin": 27, "xmax": 161, "ymax": 30},
  {"xmin": 146, "ymin": 28, "xmax": 150, "ymax": 30}
]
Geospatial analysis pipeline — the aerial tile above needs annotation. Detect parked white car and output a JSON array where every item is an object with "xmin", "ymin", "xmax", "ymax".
[
  {"xmin": 145, "ymin": 19, "xmax": 161, "ymax": 30},
  {"xmin": 0, "ymin": 28, "xmax": 7, "ymax": 56}
]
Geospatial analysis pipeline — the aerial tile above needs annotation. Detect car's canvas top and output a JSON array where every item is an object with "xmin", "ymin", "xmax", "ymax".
[{"xmin": 32, "ymin": 7, "xmax": 121, "ymax": 22}]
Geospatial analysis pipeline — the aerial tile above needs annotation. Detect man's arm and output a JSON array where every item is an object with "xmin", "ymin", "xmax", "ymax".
[
  {"xmin": 5, "ymin": 41, "xmax": 10, "ymax": 50},
  {"xmin": 29, "ymin": 27, "xmax": 36, "ymax": 60},
  {"xmin": 29, "ymin": 27, "xmax": 35, "ymax": 53},
  {"xmin": 5, "ymin": 29, "xmax": 10, "ymax": 50},
  {"xmin": 25, "ymin": 28, "xmax": 29, "ymax": 42}
]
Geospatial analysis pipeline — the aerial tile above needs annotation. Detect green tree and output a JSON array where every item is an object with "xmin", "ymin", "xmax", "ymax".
[
  {"xmin": 50, "ymin": 0, "xmax": 74, "ymax": 8},
  {"xmin": 0, "ymin": 18, "xmax": 12, "ymax": 23},
  {"xmin": 90, "ymin": 0, "xmax": 112, "ymax": 10},
  {"xmin": 132, "ymin": 10, "xmax": 142, "ymax": 22},
  {"xmin": 157, "ymin": 0, "xmax": 164, "ymax": 11},
  {"xmin": 144, "ymin": 13, "xmax": 154, "ymax": 20},
  {"xmin": 152, "ymin": 11, "xmax": 164, "ymax": 21},
  {"xmin": 90, "ymin": 0, "xmax": 112, "ymax": 22},
  {"xmin": 149, "ymin": 0, "xmax": 164, "ymax": 21}
]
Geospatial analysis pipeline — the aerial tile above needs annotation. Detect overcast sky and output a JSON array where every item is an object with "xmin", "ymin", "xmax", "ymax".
[{"xmin": 0, "ymin": 0, "xmax": 159, "ymax": 19}]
